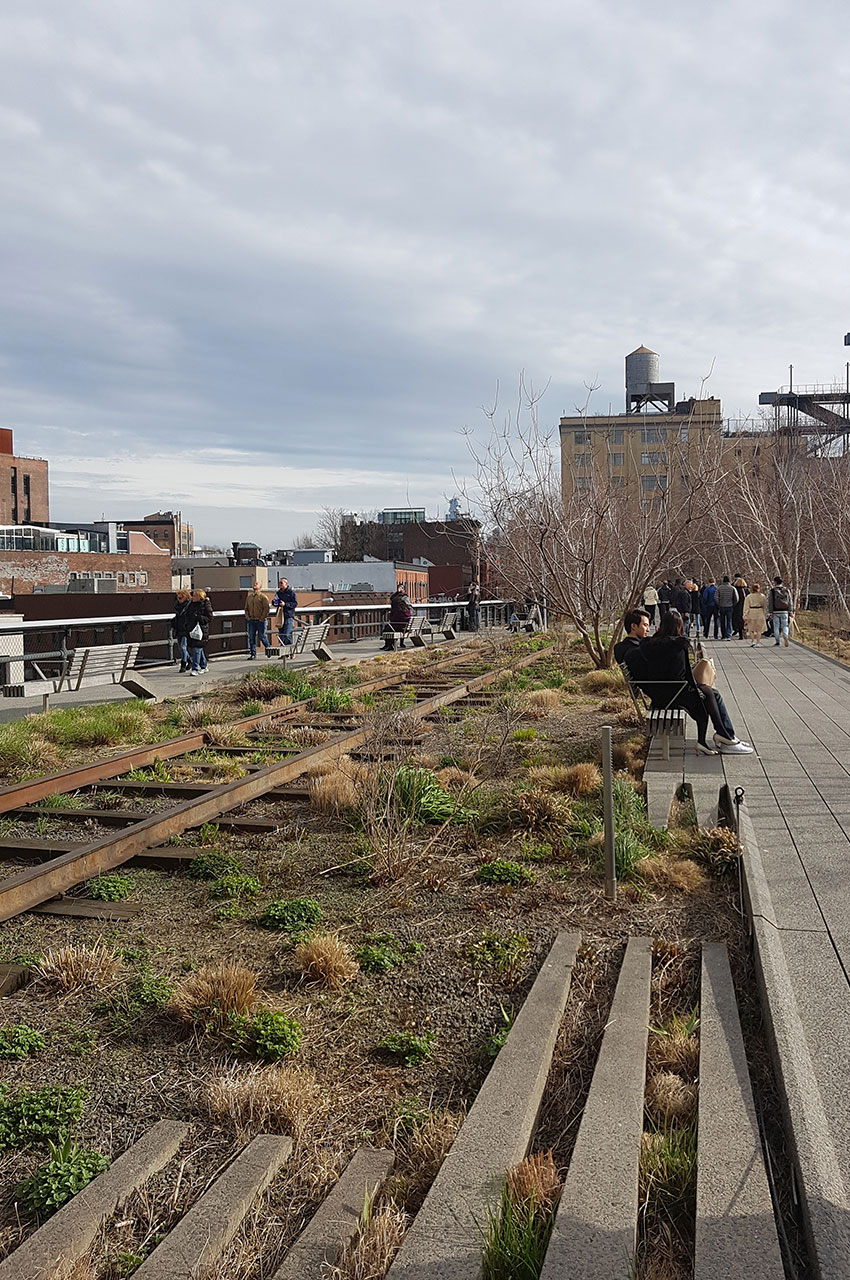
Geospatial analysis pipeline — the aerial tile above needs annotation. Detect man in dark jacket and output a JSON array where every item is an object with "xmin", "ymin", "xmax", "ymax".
[
  {"xmin": 384, "ymin": 589, "xmax": 413, "ymax": 649},
  {"xmin": 466, "ymin": 580, "xmax": 481, "ymax": 631},
  {"xmin": 768, "ymin": 576, "xmax": 794, "ymax": 647},
  {"xmin": 671, "ymin": 580, "xmax": 691, "ymax": 631},
  {"xmin": 172, "ymin": 589, "xmax": 192, "ymax": 672},
  {"xmin": 715, "ymin": 576, "xmax": 737, "ymax": 641},
  {"xmin": 273, "ymin": 579, "xmax": 298, "ymax": 648},
  {"xmin": 701, "ymin": 579, "xmax": 719, "ymax": 639}
]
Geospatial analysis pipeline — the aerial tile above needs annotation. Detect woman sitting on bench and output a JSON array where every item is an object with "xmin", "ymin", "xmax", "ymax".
[{"xmin": 640, "ymin": 609, "xmax": 753, "ymax": 757}]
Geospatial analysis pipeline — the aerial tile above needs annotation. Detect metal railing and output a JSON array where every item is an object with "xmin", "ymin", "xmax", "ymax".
[{"xmin": 0, "ymin": 600, "xmax": 519, "ymax": 684}]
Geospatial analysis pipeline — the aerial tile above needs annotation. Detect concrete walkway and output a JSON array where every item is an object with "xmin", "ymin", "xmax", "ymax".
[{"xmin": 706, "ymin": 637, "xmax": 850, "ymax": 1278}]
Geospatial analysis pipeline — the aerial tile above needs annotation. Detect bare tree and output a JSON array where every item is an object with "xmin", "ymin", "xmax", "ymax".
[{"xmin": 467, "ymin": 376, "xmax": 729, "ymax": 667}]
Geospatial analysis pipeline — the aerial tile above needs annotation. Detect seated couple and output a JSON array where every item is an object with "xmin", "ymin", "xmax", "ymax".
[{"xmin": 614, "ymin": 608, "xmax": 754, "ymax": 756}]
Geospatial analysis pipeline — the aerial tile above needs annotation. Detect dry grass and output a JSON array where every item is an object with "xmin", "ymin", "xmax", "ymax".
[
  {"xmin": 434, "ymin": 765, "xmax": 477, "ymax": 791},
  {"xmin": 639, "ymin": 854, "xmax": 708, "ymax": 893},
  {"xmin": 520, "ymin": 689, "xmax": 565, "ymax": 719},
  {"xmin": 612, "ymin": 737, "xmax": 645, "ymax": 774},
  {"xmin": 169, "ymin": 962, "xmax": 258, "ymax": 1030},
  {"xmin": 179, "ymin": 700, "xmax": 214, "ymax": 727},
  {"xmin": 204, "ymin": 723, "xmax": 251, "ymax": 749},
  {"xmin": 205, "ymin": 1063, "xmax": 325, "ymax": 1140},
  {"xmin": 294, "ymin": 932, "xmax": 359, "ymax": 988},
  {"xmin": 327, "ymin": 1197, "xmax": 408, "ymax": 1280},
  {"xmin": 647, "ymin": 1030, "xmax": 700, "ymax": 1081},
  {"xmin": 528, "ymin": 762, "xmax": 601, "ymax": 796},
  {"xmin": 645, "ymin": 1071, "xmax": 698, "ymax": 1124},
  {"xmin": 579, "ymin": 668, "xmax": 624, "ymax": 695},
  {"xmin": 515, "ymin": 786, "xmax": 573, "ymax": 832},
  {"xmin": 386, "ymin": 1106, "xmax": 463, "ymax": 1192},
  {"xmin": 34, "ymin": 939, "xmax": 122, "ymax": 992},
  {"xmin": 288, "ymin": 726, "xmax": 332, "ymax": 748},
  {"xmin": 309, "ymin": 771, "xmax": 360, "ymax": 814},
  {"xmin": 506, "ymin": 1150, "xmax": 560, "ymax": 1211}
]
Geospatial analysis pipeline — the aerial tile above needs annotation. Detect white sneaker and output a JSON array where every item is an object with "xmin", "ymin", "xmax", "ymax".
[
  {"xmin": 696, "ymin": 741, "xmax": 719, "ymax": 756},
  {"xmin": 718, "ymin": 741, "xmax": 754, "ymax": 754}
]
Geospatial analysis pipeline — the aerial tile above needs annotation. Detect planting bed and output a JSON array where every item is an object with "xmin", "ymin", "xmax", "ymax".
[{"xmin": 0, "ymin": 635, "xmax": 804, "ymax": 1279}]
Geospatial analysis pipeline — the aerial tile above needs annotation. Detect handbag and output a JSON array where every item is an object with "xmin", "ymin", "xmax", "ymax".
[
  {"xmin": 189, "ymin": 622, "xmax": 203, "ymax": 642},
  {"xmin": 692, "ymin": 657, "xmax": 716, "ymax": 688}
]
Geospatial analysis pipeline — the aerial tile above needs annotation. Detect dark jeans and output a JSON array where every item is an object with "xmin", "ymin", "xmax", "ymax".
[
  {"xmin": 699, "ymin": 685, "xmax": 736, "ymax": 740},
  {"xmin": 719, "ymin": 606, "xmax": 733, "ymax": 639},
  {"xmin": 177, "ymin": 635, "xmax": 189, "ymax": 669},
  {"xmin": 247, "ymin": 619, "xmax": 267, "ymax": 657},
  {"xmin": 707, "ymin": 605, "xmax": 720, "ymax": 638},
  {"xmin": 650, "ymin": 684, "xmax": 736, "ymax": 745},
  {"xmin": 646, "ymin": 604, "xmax": 656, "ymax": 625},
  {"xmin": 467, "ymin": 605, "xmax": 480, "ymax": 631}
]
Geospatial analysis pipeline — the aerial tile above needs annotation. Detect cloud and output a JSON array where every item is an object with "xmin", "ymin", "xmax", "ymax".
[{"xmin": 2, "ymin": 0, "xmax": 849, "ymax": 544}]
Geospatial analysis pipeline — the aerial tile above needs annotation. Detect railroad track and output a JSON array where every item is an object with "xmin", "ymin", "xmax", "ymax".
[{"xmin": 0, "ymin": 642, "xmax": 547, "ymax": 923}]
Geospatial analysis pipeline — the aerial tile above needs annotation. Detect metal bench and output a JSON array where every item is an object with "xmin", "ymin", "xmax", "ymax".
[
  {"xmin": 53, "ymin": 643, "xmax": 155, "ymax": 700},
  {"xmin": 619, "ymin": 662, "xmax": 686, "ymax": 761},
  {"xmin": 434, "ymin": 609, "xmax": 458, "ymax": 640},
  {"xmin": 286, "ymin": 621, "xmax": 333, "ymax": 662},
  {"xmin": 383, "ymin": 615, "xmax": 430, "ymax": 649}
]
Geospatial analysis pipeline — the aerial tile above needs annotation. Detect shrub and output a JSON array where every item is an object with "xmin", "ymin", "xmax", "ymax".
[
  {"xmin": 688, "ymin": 826, "xmax": 742, "ymax": 876},
  {"xmin": 520, "ymin": 689, "xmax": 564, "ymax": 719},
  {"xmin": 227, "ymin": 1009, "xmax": 303, "ymax": 1061},
  {"xmin": 529, "ymin": 762, "xmax": 602, "ymax": 796},
  {"xmin": 378, "ymin": 1030, "xmax": 435, "ymax": 1067},
  {"xmin": 237, "ymin": 676, "xmax": 283, "ymax": 702},
  {"xmin": 579, "ymin": 669, "xmax": 624, "ymax": 695},
  {"xmin": 37, "ymin": 702, "xmax": 154, "ymax": 748},
  {"xmin": 390, "ymin": 765, "xmax": 465, "ymax": 823},
  {"xmin": 312, "ymin": 688, "xmax": 353, "ymax": 712},
  {"xmin": 356, "ymin": 934, "xmax": 425, "ymax": 974},
  {"xmin": 179, "ymin": 700, "xmax": 216, "ymax": 728},
  {"xmin": 287, "ymin": 725, "xmax": 331, "ymax": 748},
  {"xmin": 241, "ymin": 700, "xmax": 263, "ymax": 717},
  {"xmin": 205, "ymin": 1063, "xmax": 323, "ymax": 1137},
  {"xmin": 511, "ymin": 728, "xmax": 536, "ymax": 742},
  {"xmin": 257, "ymin": 898, "xmax": 322, "ymax": 933},
  {"xmin": 169, "ymin": 963, "xmax": 258, "ymax": 1032},
  {"xmin": 208, "ymin": 874, "xmax": 262, "ymax": 900},
  {"xmin": 645, "ymin": 1071, "xmax": 698, "ymax": 1124},
  {"xmin": 188, "ymin": 850, "xmax": 242, "ymax": 880},
  {"xmin": 0, "ymin": 1085, "xmax": 86, "ymax": 1148},
  {"xmin": 294, "ymin": 933, "xmax": 359, "ymax": 989},
  {"xmin": 15, "ymin": 1136, "xmax": 108, "ymax": 1219},
  {"xmin": 514, "ymin": 786, "xmax": 572, "ymax": 833},
  {"xmin": 34, "ymin": 941, "xmax": 121, "ymax": 993},
  {"xmin": 0, "ymin": 1024, "xmax": 45, "ymax": 1060},
  {"xmin": 478, "ymin": 859, "xmax": 536, "ymax": 886},
  {"xmin": 464, "ymin": 931, "xmax": 529, "ymax": 978},
  {"xmin": 204, "ymin": 724, "xmax": 251, "ymax": 749},
  {"xmin": 86, "ymin": 873, "xmax": 136, "ymax": 902}
]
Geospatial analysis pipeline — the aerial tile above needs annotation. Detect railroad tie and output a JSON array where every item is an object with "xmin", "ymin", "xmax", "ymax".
[
  {"xmin": 133, "ymin": 1134, "xmax": 292, "ymax": 1280},
  {"xmin": 695, "ymin": 943, "xmax": 785, "ymax": 1279},
  {"xmin": 539, "ymin": 936, "xmax": 652, "ymax": 1280},
  {"xmin": 385, "ymin": 930, "xmax": 580, "ymax": 1280},
  {"xmin": 0, "ymin": 1120, "xmax": 189, "ymax": 1280}
]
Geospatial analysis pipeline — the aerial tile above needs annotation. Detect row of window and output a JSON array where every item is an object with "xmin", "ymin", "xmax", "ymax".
[
  {"xmin": 572, "ymin": 451, "xmax": 666, "ymax": 469},
  {"xmin": 573, "ymin": 475, "xmax": 672, "ymax": 492},
  {"xmin": 68, "ymin": 570, "xmax": 149, "ymax": 585},
  {"xmin": 572, "ymin": 427, "xmax": 688, "ymax": 446}
]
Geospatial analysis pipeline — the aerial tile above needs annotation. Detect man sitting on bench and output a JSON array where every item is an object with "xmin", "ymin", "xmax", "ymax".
[{"xmin": 615, "ymin": 608, "xmax": 752, "ymax": 757}]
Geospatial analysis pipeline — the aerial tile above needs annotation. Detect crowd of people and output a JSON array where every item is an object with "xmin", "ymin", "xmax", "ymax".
[{"xmin": 642, "ymin": 575, "xmax": 795, "ymax": 647}]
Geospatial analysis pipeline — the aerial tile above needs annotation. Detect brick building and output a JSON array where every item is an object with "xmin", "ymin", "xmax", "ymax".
[
  {"xmin": 0, "ymin": 429, "xmax": 49, "ymax": 525},
  {"xmin": 338, "ymin": 518, "xmax": 482, "ymax": 587},
  {"xmin": 120, "ymin": 510, "xmax": 194, "ymax": 556},
  {"xmin": 0, "ymin": 525, "xmax": 171, "ymax": 595}
]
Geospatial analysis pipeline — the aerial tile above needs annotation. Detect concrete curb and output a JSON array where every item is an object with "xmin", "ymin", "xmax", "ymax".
[
  {"xmin": 385, "ymin": 930, "xmax": 580, "ymax": 1280},
  {"xmin": 739, "ymin": 803, "xmax": 850, "ymax": 1279},
  {"xmin": 134, "ymin": 1134, "xmax": 292, "ymax": 1280},
  {"xmin": 271, "ymin": 1146, "xmax": 394, "ymax": 1278},
  {"xmin": 0, "ymin": 1120, "xmax": 189, "ymax": 1280},
  {"xmin": 695, "ymin": 942, "xmax": 784, "ymax": 1278},
  {"xmin": 539, "ymin": 936, "xmax": 652, "ymax": 1280}
]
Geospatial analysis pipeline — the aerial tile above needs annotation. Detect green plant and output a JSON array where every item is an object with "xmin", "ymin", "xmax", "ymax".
[
  {"xmin": 111, "ymin": 1252, "xmax": 145, "ymax": 1277},
  {"xmin": 484, "ymin": 1005, "xmax": 516, "ymax": 1059},
  {"xmin": 482, "ymin": 1155, "xmax": 559, "ymax": 1280},
  {"xmin": 257, "ymin": 897, "xmax": 322, "ymax": 933},
  {"xmin": 389, "ymin": 765, "xmax": 466, "ymax": 824},
  {"xmin": 199, "ymin": 822, "xmax": 221, "ymax": 846},
  {"xmin": 0, "ymin": 1024, "xmax": 45, "ymax": 1060},
  {"xmin": 0, "ymin": 1085, "xmax": 86, "ymax": 1148},
  {"xmin": 355, "ymin": 934, "xmax": 425, "ymax": 974},
  {"xmin": 86, "ymin": 873, "xmax": 136, "ymax": 901},
  {"xmin": 477, "ymin": 859, "xmax": 536, "ymax": 886},
  {"xmin": 214, "ymin": 902, "xmax": 243, "ymax": 922},
  {"xmin": 511, "ymin": 727, "xmax": 537, "ymax": 742},
  {"xmin": 240, "ymin": 700, "xmax": 263, "ymax": 716},
  {"xmin": 517, "ymin": 838, "xmax": 554, "ymax": 862},
  {"xmin": 640, "ymin": 1121, "xmax": 698, "ymax": 1205},
  {"xmin": 188, "ymin": 850, "xmax": 242, "ymax": 880},
  {"xmin": 227, "ymin": 1009, "xmax": 303, "ymax": 1061},
  {"xmin": 312, "ymin": 687, "xmax": 353, "ymax": 711},
  {"xmin": 15, "ymin": 1135, "xmax": 109, "ymax": 1219},
  {"xmin": 378, "ymin": 1030, "xmax": 435, "ymax": 1067},
  {"xmin": 98, "ymin": 970, "xmax": 175, "ymax": 1038},
  {"xmin": 209, "ymin": 873, "xmax": 262, "ymax": 900},
  {"xmin": 38, "ymin": 791, "xmax": 85, "ymax": 809},
  {"xmin": 464, "ymin": 931, "xmax": 530, "ymax": 978}
]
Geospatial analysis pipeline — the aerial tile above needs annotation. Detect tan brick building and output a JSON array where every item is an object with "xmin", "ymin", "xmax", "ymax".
[
  {"xmin": 121, "ymin": 510, "xmax": 194, "ymax": 555},
  {"xmin": 0, "ymin": 429, "xmax": 49, "ymax": 525}
]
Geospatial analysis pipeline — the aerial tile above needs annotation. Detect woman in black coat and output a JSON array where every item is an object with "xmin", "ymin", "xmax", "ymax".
[{"xmin": 185, "ymin": 589, "xmax": 213, "ymax": 675}]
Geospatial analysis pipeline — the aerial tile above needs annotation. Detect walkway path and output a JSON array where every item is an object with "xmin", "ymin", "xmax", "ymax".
[{"xmin": 708, "ymin": 637, "xmax": 850, "ymax": 1278}]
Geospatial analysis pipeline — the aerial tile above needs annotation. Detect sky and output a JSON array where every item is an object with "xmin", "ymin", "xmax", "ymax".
[{"xmin": 3, "ymin": 0, "xmax": 850, "ymax": 548}]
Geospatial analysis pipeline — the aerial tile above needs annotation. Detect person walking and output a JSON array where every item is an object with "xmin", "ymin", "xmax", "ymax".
[
  {"xmin": 768, "ymin": 576, "xmax": 794, "ymax": 648},
  {"xmin": 671, "ymin": 580, "xmax": 691, "ymax": 632},
  {"xmin": 732, "ymin": 576, "xmax": 748, "ymax": 640},
  {"xmin": 244, "ymin": 582, "xmax": 271, "ymax": 659},
  {"xmin": 715, "ymin": 576, "xmax": 737, "ymax": 641},
  {"xmin": 172, "ymin": 588, "xmax": 192, "ymax": 672},
  {"xmin": 642, "ymin": 584, "xmax": 659, "ymax": 627},
  {"xmin": 384, "ymin": 587, "xmax": 413, "ymax": 648},
  {"xmin": 466, "ymin": 580, "xmax": 481, "ymax": 632},
  {"xmin": 700, "ymin": 579, "xmax": 719, "ymax": 639},
  {"xmin": 688, "ymin": 581, "xmax": 702, "ymax": 637},
  {"xmin": 185, "ymin": 589, "xmax": 213, "ymax": 676},
  {"xmin": 743, "ymin": 581, "xmax": 768, "ymax": 646},
  {"xmin": 273, "ymin": 579, "xmax": 298, "ymax": 649},
  {"xmin": 657, "ymin": 581, "xmax": 672, "ymax": 618}
]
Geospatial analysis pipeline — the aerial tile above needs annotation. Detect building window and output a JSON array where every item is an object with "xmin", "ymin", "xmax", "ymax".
[
  {"xmin": 641, "ymin": 427, "xmax": 667, "ymax": 444},
  {"xmin": 641, "ymin": 475, "xmax": 668, "ymax": 492},
  {"xmin": 680, "ymin": 428, "xmax": 689, "ymax": 442},
  {"xmin": 640, "ymin": 452, "xmax": 667, "ymax": 466},
  {"xmin": 611, "ymin": 429, "xmax": 624, "ymax": 444},
  {"xmin": 573, "ymin": 454, "xmax": 591, "ymax": 468},
  {"xmin": 609, "ymin": 453, "xmax": 624, "ymax": 467},
  {"xmin": 573, "ymin": 431, "xmax": 590, "ymax": 445},
  {"xmin": 574, "ymin": 476, "xmax": 592, "ymax": 490},
  {"xmin": 610, "ymin": 475, "xmax": 625, "ymax": 487}
]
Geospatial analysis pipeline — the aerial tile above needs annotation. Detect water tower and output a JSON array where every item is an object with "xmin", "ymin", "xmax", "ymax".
[{"xmin": 625, "ymin": 346, "xmax": 675, "ymax": 412}]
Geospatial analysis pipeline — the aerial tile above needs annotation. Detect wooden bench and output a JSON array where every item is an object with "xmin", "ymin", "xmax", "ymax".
[
  {"xmin": 286, "ymin": 621, "xmax": 333, "ymax": 662},
  {"xmin": 53, "ymin": 643, "xmax": 155, "ymax": 700},
  {"xmin": 383, "ymin": 615, "xmax": 431, "ymax": 649},
  {"xmin": 619, "ymin": 662, "xmax": 686, "ymax": 761},
  {"xmin": 434, "ymin": 609, "xmax": 458, "ymax": 640}
]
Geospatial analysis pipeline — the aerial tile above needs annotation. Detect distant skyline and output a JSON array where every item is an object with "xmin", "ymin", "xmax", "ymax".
[{"xmin": 3, "ymin": 0, "xmax": 850, "ymax": 545}]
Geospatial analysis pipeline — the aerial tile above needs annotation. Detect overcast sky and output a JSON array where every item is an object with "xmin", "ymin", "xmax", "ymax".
[{"xmin": 3, "ymin": 0, "xmax": 849, "ymax": 547}]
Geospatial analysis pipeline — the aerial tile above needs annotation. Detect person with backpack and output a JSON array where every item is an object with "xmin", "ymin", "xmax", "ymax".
[
  {"xmin": 384, "ymin": 588, "xmax": 412, "ymax": 648},
  {"xmin": 768, "ymin": 577, "xmax": 794, "ymax": 648}
]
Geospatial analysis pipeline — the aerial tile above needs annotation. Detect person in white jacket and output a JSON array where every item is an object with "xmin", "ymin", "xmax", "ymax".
[{"xmin": 642, "ymin": 585, "xmax": 659, "ymax": 627}]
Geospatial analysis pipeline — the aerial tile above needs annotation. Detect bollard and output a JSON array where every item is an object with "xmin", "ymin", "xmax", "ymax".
[{"xmin": 602, "ymin": 725, "xmax": 616, "ymax": 901}]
